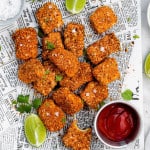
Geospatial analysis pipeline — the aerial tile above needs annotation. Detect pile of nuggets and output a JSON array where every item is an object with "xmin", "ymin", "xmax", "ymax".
[{"xmin": 12, "ymin": 2, "xmax": 121, "ymax": 150}]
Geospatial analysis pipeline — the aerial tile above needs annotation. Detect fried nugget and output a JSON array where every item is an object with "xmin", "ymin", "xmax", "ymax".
[
  {"xmin": 63, "ymin": 120, "xmax": 92, "ymax": 150},
  {"xmin": 42, "ymin": 32, "xmax": 64, "ymax": 60},
  {"xmin": 49, "ymin": 48, "xmax": 79, "ymax": 77},
  {"xmin": 87, "ymin": 33, "xmax": 120, "ymax": 65},
  {"xmin": 90, "ymin": 6, "xmax": 117, "ymax": 33},
  {"xmin": 60, "ymin": 62, "xmax": 93, "ymax": 91},
  {"xmin": 38, "ymin": 99, "xmax": 66, "ymax": 132},
  {"xmin": 36, "ymin": 2, "xmax": 63, "ymax": 34},
  {"xmin": 12, "ymin": 27, "xmax": 38, "ymax": 60},
  {"xmin": 92, "ymin": 58, "xmax": 120, "ymax": 85},
  {"xmin": 64, "ymin": 23, "xmax": 84, "ymax": 57},
  {"xmin": 52, "ymin": 87, "xmax": 83, "ymax": 115},
  {"xmin": 18, "ymin": 59, "xmax": 45, "ymax": 84},
  {"xmin": 80, "ymin": 81, "xmax": 108, "ymax": 109}
]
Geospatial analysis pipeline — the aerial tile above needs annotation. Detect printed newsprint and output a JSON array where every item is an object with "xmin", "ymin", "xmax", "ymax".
[{"xmin": 0, "ymin": 0, "xmax": 144, "ymax": 149}]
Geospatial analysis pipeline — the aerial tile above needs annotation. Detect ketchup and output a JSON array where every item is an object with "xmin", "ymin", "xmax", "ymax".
[{"xmin": 97, "ymin": 103, "xmax": 139, "ymax": 142}]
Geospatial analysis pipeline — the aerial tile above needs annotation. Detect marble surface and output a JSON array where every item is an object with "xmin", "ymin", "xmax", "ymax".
[{"xmin": 141, "ymin": 0, "xmax": 150, "ymax": 147}]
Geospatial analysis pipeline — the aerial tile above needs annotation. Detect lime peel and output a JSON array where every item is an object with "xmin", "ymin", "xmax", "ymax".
[{"xmin": 144, "ymin": 53, "xmax": 150, "ymax": 78}]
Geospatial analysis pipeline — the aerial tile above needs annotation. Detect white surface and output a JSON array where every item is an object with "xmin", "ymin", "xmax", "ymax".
[{"xmin": 142, "ymin": 0, "xmax": 150, "ymax": 148}]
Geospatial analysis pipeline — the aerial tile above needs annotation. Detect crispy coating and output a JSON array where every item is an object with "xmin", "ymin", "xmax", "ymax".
[
  {"xmin": 92, "ymin": 58, "xmax": 120, "ymax": 85},
  {"xmin": 49, "ymin": 48, "xmax": 79, "ymax": 77},
  {"xmin": 90, "ymin": 6, "xmax": 117, "ymax": 33},
  {"xmin": 64, "ymin": 23, "xmax": 84, "ymax": 57},
  {"xmin": 18, "ymin": 59, "xmax": 45, "ymax": 84},
  {"xmin": 38, "ymin": 99, "xmax": 66, "ymax": 132},
  {"xmin": 87, "ymin": 33, "xmax": 120, "ymax": 65},
  {"xmin": 52, "ymin": 87, "xmax": 83, "ymax": 115},
  {"xmin": 80, "ymin": 81, "xmax": 108, "ymax": 109},
  {"xmin": 12, "ymin": 27, "xmax": 38, "ymax": 60},
  {"xmin": 60, "ymin": 62, "xmax": 93, "ymax": 91},
  {"xmin": 36, "ymin": 2, "xmax": 63, "ymax": 34},
  {"xmin": 42, "ymin": 32, "xmax": 64, "ymax": 60},
  {"xmin": 63, "ymin": 120, "xmax": 92, "ymax": 150}
]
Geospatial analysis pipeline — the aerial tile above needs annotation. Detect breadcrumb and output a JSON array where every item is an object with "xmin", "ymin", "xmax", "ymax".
[
  {"xmin": 52, "ymin": 87, "xmax": 83, "ymax": 115},
  {"xmin": 38, "ymin": 99, "xmax": 66, "ymax": 132},
  {"xmin": 63, "ymin": 120, "xmax": 92, "ymax": 150},
  {"xmin": 90, "ymin": 6, "xmax": 117, "ymax": 33},
  {"xmin": 92, "ymin": 58, "xmax": 120, "ymax": 85}
]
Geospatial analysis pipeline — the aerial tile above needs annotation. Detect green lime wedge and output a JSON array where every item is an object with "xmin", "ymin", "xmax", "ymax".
[
  {"xmin": 144, "ymin": 53, "xmax": 150, "ymax": 78},
  {"xmin": 24, "ymin": 114, "xmax": 46, "ymax": 147},
  {"xmin": 65, "ymin": 0, "xmax": 86, "ymax": 14}
]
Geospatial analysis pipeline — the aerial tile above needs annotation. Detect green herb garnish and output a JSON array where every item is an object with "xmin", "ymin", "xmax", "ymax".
[
  {"xmin": 38, "ymin": 28, "xmax": 44, "ymax": 38},
  {"xmin": 121, "ymin": 89, "xmax": 133, "ymax": 100},
  {"xmin": 55, "ymin": 74, "xmax": 63, "ymax": 81},
  {"xmin": 0, "ymin": 46, "xmax": 1, "ymax": 51},
  {"xmin": 17, "ymin": 95, "xmax": 29, "ymax": 103},
  {"xmin": 12, "ymin": 100, "xmax": 17, "ymax": 105},
  {"xmin": 127, "ymin": 17, "xmax": 131, "ymax": 22},
  {"xmin": 47, "ymin": 41, "xmax": 55, "ymax": 50},
  {"xmin": 32, "ymin": 98, "xmax": 42, "ymax": 109},
  {"xmin": 99, "ymin": 101, "xmax": 105, "ymax": 107},
  {"xmin": 17, "ymin": 104, "xmax": 32, "ymax": 113},
  {"xmin": 133, "ymin": 35, "xmax": 140, "ymax": 39},
  {"xmin": 45, "ymin": 70, "xmax": 50, "ymax": 75},
  {"xmin": 62, "ymin": 117, "xmax": 66, "ymax": 123}
]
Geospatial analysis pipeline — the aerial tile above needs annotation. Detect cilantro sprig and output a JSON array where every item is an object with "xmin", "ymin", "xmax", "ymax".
[
  {"xmin": 47, "ymin": 41, "xmax": 55, "ymax": 50},
  {"xmin": 55, "ymin": 74, "xmax": 63, "ymax": 82}
]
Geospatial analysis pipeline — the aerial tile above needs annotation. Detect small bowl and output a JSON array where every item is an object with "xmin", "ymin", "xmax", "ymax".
[
  {"xmin": 147, "ymin": 2, "xmax": 150, "ymax": 27},
  {"xmin": 94, "ymin": 101, "xmax": 141, "ymax": 148},
  {"xmin": 0, "ymin": 0, "xmax": 24, "ymax": 26}
]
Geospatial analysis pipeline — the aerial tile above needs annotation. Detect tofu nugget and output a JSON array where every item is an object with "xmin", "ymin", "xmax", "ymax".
[
  {"xmin": 18, "ymin": 59, "xmax": 45, "ymax": 84},
  {"xmin": 92, "ymin": 58, "xmax": 120, "ymax": 85},
  {"xmin": 64, "ymin": 23, "xmax": 84, "ymax": 57},
  {"xmin": 49, "ymin": 48, "xmax": 79, "ymax": 77},
  {"xmin": 60, "ymin": 62, "xmax": 93, "ymax": 91},
  {"xmin": 90, "ymin": 6, "xmax": 117, "ymax": 33},
  {"xmin": 42, "ymin": 32, "xmax": 64, "ymax": 60},
  {"xmin": 38, "ymin": 99, "xmax": 66, "ymax": 132},
  {"xmin": 80, "ymin": 81, "xmax": 108, "ymax": 109},
  {"xmin": 36, "ymin": 2, "xmax": 63, "ymax": 34},
  {"xmin": 87, "ymin": 33, "xmax": 120, "ymax": 64},
  {"xmin": 63, "ymin": 120, "xmax": 92, "ymax": 150},
  {"xmin": 52, "ymin": 87, "xmax": 83, "ymax": 115},
  {"xmin": 12, "ymin": 27, "xmax": 38, "ymax": 60}
]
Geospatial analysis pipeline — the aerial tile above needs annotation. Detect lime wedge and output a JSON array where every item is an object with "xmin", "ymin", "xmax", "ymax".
[
  {"xmin": 65, "ymin": 0, "xmax": 86, "ymax": 14},
  {"xmin": 144, "ymin": 53, "xmax": 150, "ymax": 78},
  {"xmin": 24, "ymin": 114, "xmax": 46, "ymax": 147}
]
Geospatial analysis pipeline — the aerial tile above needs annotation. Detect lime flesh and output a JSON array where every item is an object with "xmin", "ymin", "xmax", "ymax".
[
  {"xmin": 24, "ymin": 114, "xmax": 46, "ymax": 147},
  {"xmin": 65, "ymin": 0, "xmax": 86, "ymax": 14},
  {"xmin": 144, "ymin": 53, "xmax": 150, "ymax": 78}
]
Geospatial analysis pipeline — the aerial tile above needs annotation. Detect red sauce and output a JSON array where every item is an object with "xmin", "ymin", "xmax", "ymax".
[{"xmin": 97, "ymin": 103, "xmax": 139, "ymax": 142}]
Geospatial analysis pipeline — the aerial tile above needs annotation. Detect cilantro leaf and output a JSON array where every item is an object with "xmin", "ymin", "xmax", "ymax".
[
  {"xmin": 12, "ymin": 100, "xmax": 17, "ymax": 105},
  {"xmin": 38, "ymin": 28, "xmax": 44, "ymax": 38},
  {"xmin": 55, "ymin": 74, "xmax": 63, "ymax": 82},
  {"xmin": 121, "ymin": 89, "xmax": 133, "ymax": 100},
  {"xmin": 47, "ymin": 41, "xmax": 55, "ymax": 50},
  {"xmin": 99, "ymin": 101, "xmax": 105, "ymax": 107},
  {"xmin": 17, "ymin": 95, "xmax": 29, "ymax": 103},
  {"xmin": 32, "ymin": 98, "xmax": 42, "ymax": 109},
  {"xmin": 62, "ymin": 117, "xmax": 66, "ymax": 123},
  {"xmin": 17, "ymin": 104, "xmax": 32, "ymax": 113},
  {"xmin": 133, "ymin": 35, "xmax": 140, "ymax": 39},
  {"xmin": 45, "ymin": 70, "xmax": 50, "ymax": 75}
]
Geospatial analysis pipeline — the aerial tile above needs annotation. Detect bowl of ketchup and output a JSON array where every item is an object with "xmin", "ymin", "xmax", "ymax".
[{"xmin": 94, "ymin": 101, "xmax": 141, "ymax": 148}]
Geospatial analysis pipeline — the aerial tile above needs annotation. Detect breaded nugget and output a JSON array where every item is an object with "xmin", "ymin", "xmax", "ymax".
[
  {"xmin": 52, "ymin": 87, "xmax": 83, "ymax": 115},
  {"xmin": 87, "ymin": 33, "xmax": 120, "ymax": 64},
  {"xmin": 12, "ymin": 27, "xmax": 38, "ymax": 60},
  {"xmin": 60, "ymin": 62, "xmax": 93, "ymax": 91},
  {"xmin": 63, "ymin": 120, "xmax": 92, "ymax": 150},
  {"xmin": 38, "ymin": 99, "xmax": 66, "ymax": 132},
  {"xmin": 49, "ymin": 48, "xmax": 79, "ymax": 77},
  {"xmin": 64, "ymin": 23, "xmax": 84, "ymax": 57},
  {"xmin": 92, "ymin": 58, "xmax": 120, "ymax": 85},
  {"xmin": 18, "ymin": 59, "xmax": 45, "ymax": 84},
  {"xmin": 36, "ymin": 2, "xmax": 63, "ymax": 34},
  {"xmin": 42, "ymin": 32, "xmax": 64, "ymax": 60},
  {"xmin": 90, "ymin": 6, "xmax": 117, "ymax": 33},
  {"xmin": 80, "ymin": 81, "xmax": 108, "ymax": 109}
]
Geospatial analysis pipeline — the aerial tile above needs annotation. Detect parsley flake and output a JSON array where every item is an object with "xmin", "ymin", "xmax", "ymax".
[
  {"xmin": 121, "ymin": 89, "xmax": 133, "ymax": 100},
  {"xmin": 55, "ymin": 74, "xmax": 63, "ymax": 82},
  {"xmin": 32, "ymin": 98, "xmax": 42, "ymax": 109},
  {"xmin": 133, "ymin": 35, "xmax": 140, "ymax": 39},
  {"xmin": 62, "ymin": 117, "xmax": 66, "ymax": 123},
  {"xmin": 127, "ymin": 17, "xmax": 131, "ymax": 22},
  {"xmin": 45, "ymin": 70, "xmax": 50, "ymax": 75},
  {"xmin": 47, "ymin": 41, "xmax": 55, "ymax": 50}
]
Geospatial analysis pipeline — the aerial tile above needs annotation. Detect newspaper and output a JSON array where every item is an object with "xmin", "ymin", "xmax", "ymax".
[{"xmin": 0, "ymin": 0, "xmax": 144, "ymax": 149}]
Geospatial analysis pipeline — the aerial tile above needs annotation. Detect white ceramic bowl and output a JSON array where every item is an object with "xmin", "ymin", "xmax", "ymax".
[
  {"xmin": 0, "ymin": 0, "xmax": 24, "ymax": 26},
  {"xmin": 94, "ymin": 100, "xmax": 141, "ymax": 149},
  {"xmin": 147, "ymin": 2, "xmax": 150, "ymax": 27}
]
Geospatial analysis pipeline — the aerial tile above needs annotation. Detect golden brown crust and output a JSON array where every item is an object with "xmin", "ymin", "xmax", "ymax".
[
  {"xmin": 12, "ymin": 27, "xmax": 38, "ymax": 60},
  {"xmin": 63, "ymin": 120, "xmax": 92, "ymax": 150},
  {"xmin": 60, "ymin": 62, "xmax": 93, "ymax": 91},
  {"xmin": 64, "ymin": 23, "xmax": 84, "ymax": 57},
  {"xmin": 90, "ymin": 6, "xmax": 117, "ymax": 33},
  {"xmin": 48, "ymin": 48, "xmax": 79, "ymax": 77},
  {"xmin": 36, "ymin": 2, "xmax": 63, "ymax": 34},
  {"xmin": 92, "ymin": 58, "xmax": 120, "ymax": 85},
  {"xmin": 18, "ymin": 59, "xmax": 45, "ymax": 84},
  {"xmin": 42, "ymin": 32, "xmax": 64, "ymax": 60},
  {"xmin": 80, "ymin": 81, "xmax": 108, "ymax": 109},
  {"xmin": 52, "ymin": 87, "xmax": 83, "ymax": 115},
  {"xmin": 87, "ymin": 33, "xmax": 120, "ymax": 65},
  {"xmin": 38, "ymin": 99, "xmax": 66, "ymax": 132}
]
